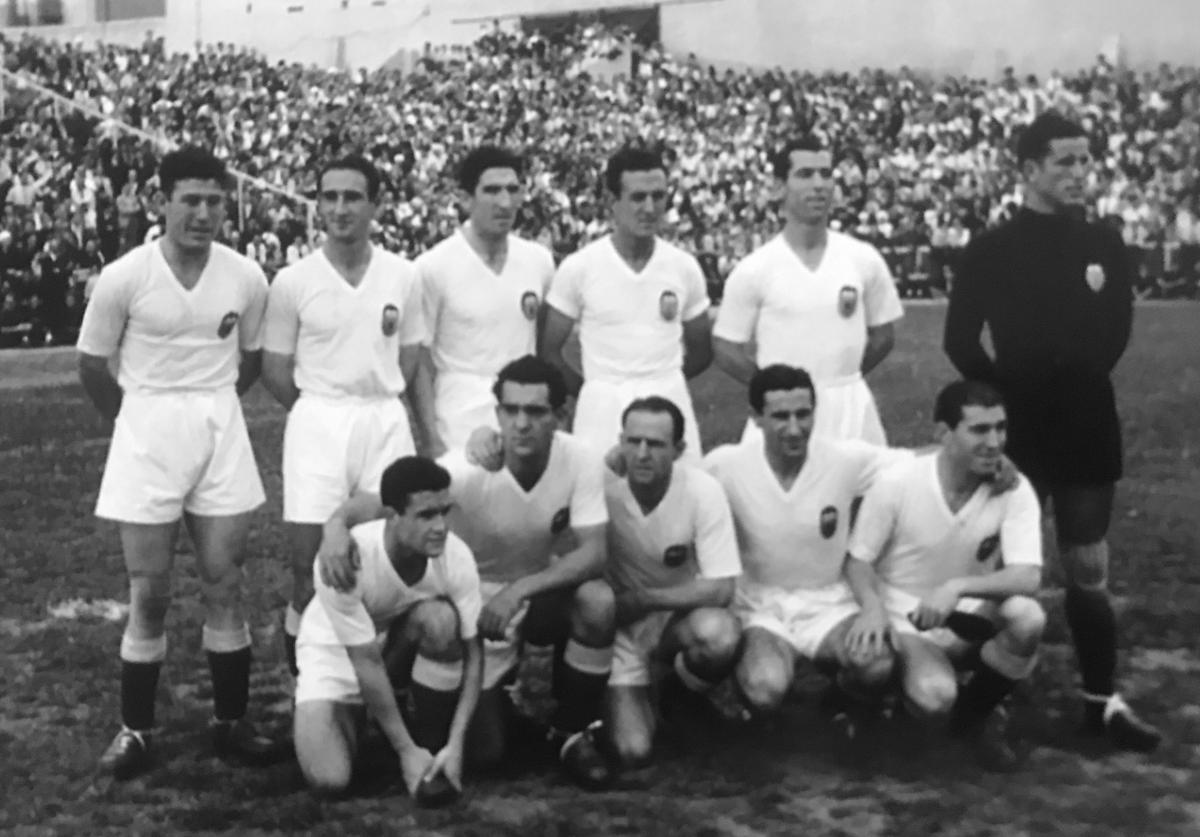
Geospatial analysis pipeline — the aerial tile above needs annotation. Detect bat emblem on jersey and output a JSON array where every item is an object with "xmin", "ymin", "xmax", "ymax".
[
  {"xmin": 520, "ymin": 291, "xmax": 540, "ymax": 321},
  {"xmin": 819, "ymin": 505, "xmax": 838, "ymax": 538},
  {"xmin": 663, "ymin": 544, "xmax": 689, "ymax": 568},
  {"xmin": 1085, "ymin": 263, "xmax": 1106, "ymax": 293},
  {"xmin": 217, "ymin": 311, "xmax": 239, "ymax": 339},
  {"xmin": 837, "ymin": 286, "xmax": 858, "ymax": 317},
  {"xmin": 976, "ymin": 534, "xmax": 1000, "ymax": 563},
  {"xmin": 551, "ymin": 507, "xmax": 570, "ymax": 534},
  {"xmin": 659, "ymin": 290, "xmax": 679, "ymax": 321},
  {"xmin": 381, "ymin": 304, "xmax": 400, "ymax": 336}
]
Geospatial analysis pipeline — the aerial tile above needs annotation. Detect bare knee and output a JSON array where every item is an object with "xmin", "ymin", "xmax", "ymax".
[
  {"xmin": 410, "ymin": 599, "xmax": 461, "ymax": 660},
  {"xmin": 128, "ymin": 575, "xmax": 172, "ymax": 633},
  {"xmin": 846, "ymin": 651, "xmax": 896, "ymax": 691},
  {"xmin": 570, "ymin": 580, "xmax": 615, "ymax": 643},
  {"xmin": 683, "ymin": 609, "xmax": 741, "ymax": 668},
  {"xmin": 736, "ymin": 660, "xmax": 790, "ymax": 713},
  {"xmin": 905, "ymin": 671, "xmax": 957, "ymax": 719},
  {"xmin": 998, "ymin": 596, "xmax": 1046, "ymax": 649}
]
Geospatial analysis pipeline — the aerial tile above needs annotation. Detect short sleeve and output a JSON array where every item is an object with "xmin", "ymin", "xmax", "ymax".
[
  {"xmin": 261, "ymin": 267, "xmax": 300, "ymax": 354},
  {"xmin": 238, "ymin": 263, "xmax": 270, "ymax": 352},
  {"xmin": 313, "ymin": 571, "xmax": 377, "ymax": 647},
  {"xmin": 399, "ymin": 262, "xmax": 426, "ymax": 346},
  {"xmin": 860, "ymin": 244, "xmax": 904, "ymax": 328},
  {"xmin": 415, "ymin": 254, "xmax": 440, "ymax": 348},
  {"xmin": 436, "ymin": 450, "xmax": 477, "ymax": 499},
  {"xmin": 76, "ymin": 262, "xmax": 133, "ymax": 358},
  {"xmin": 568, "ymin": 441, "xmax": 608, "ymax": 528},
  {"xmin": 847, "ymin": 475, "xmax": 901, "ymax": 564},
  {"xmin": 536, "ymin": 246, "xmax": 556, "ymax": 295},
  {"xmin": 998, "ymin": 479, "xmax": 1043, "ymax": 567},
  {"xmin": 443, "ymin": 539, "xmax": 482, "ymax": 640},
  {"xmin": 680, "ymin": 252, "xmax": 710, "ymax": 321},
  {"xmin": 850, "ymin": 442, "xmax": 915, "ymax": 496},
  {"xmin": 691, "ymin": 472, "xmax": 742, "ymax": 579},
  {"xmin": 545, "ymin": 253, "xmax": 585, "ymax": 319},
  {"xmin": 711, "ymin": 256, "xmax": 760, "ymax": 343}
]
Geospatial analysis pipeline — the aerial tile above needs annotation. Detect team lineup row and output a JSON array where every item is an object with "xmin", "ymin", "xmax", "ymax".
[{"xmin": 74, "ymin": 111, "xmax": 1159, "ymax": 803}]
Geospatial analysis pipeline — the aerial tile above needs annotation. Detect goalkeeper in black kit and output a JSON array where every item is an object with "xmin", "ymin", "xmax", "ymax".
[{"xmin": 943, "ymin": 110, "xmax": 1159, "ymax": 752}]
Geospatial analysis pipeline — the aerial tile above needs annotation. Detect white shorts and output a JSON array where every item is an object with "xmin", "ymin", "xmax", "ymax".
[
  {"xmin": 574, "ymin": 372, "xmax": 702, "ymax": 463},
  {"xmin": 610, "ymin": 610, "xmax": 675, "ymax": 688},
  {"xmin": 434, "ymin": 371, "xmax": 498, "ymax": 452},
  {"xmin": 882, "ymin": 585, "xmax": 995, "ymax": 653},
  {"xmin": 734, "ymin": 579, "xmax": 859, "ymax": 659},
  {"xmin": 742, "ymin": 373, "xmax": 885, "ymax": 446},
  {"xmin": 294, "ymin": 636, "xmax": 384, "ymax": 705},
  {"xmin": 283, "ymin": 395, "xmax": 415, "ymax": 523},
  {"xmin": 478, "ymin": 580, "xmax": 532, "ymax": 690},
  {"xmin": 96, "ymin": 388, "xmax": 265, "ymax": 524}
]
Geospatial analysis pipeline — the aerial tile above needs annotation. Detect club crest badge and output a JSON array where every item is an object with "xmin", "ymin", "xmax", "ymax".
[
  {"xmin": 659, "ymin": 290, "xmax": 679, "ymax": 322},
  {"xmin": 381, "ymin": 304, "xmax": 400, "ymax": 337},
  {"xmin": 217, "ymin": 311, "xmax": 239, "ymax": 339},
  {"xmin": 551, "ymin": 507, "xmax": 570, "ymax": 535},
  {"xmin": 819, "ymin": 506, "xmax": 838, "ymax": 539},
  {"xmin": 520, "ymin": 291, "xmax": 540, "ymax": 321},
  {"xmin": 663, "ymin": 544, "xmax": 689, "ymax": 568},
  {"xmin": 837, "ymin": 286, "xmax": 858, "ymax": 318},
  {"xmin": 1085, "ymin": 263, "xmax": 1106, "ymax": 293},
  {"xmin": 976, "ymin": 534, "xmax": 1000, "ymax": 563}
]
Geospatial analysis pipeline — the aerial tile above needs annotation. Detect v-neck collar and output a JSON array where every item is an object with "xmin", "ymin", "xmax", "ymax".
[
  {"xmin": 607, "ymin": 234, "xmax": 658, "ymax": 276},
  {"xmin": 500, "ymin": 434, "xmax": 559, "ymax": 498},
  {"xmin": 319, "ymin": 245, "xmax": 375, "ymax": 291},
  {"xmin": 755, "ymin": 439, "xmax": 809, "ymax": 497},
  {"xmin": 929, "ymin": 453, "xmax": 987, "ymax": 522},
  {"xmin": 459, "ymin": 228, "xmax": 509, "ymax": 277},
  {"xmin": 155, "ymin": 239, "xmax": 210, "ymax": 296},
  {"xmin": 777, "ymin": 232, "xmax": 829, "ymax": 275}
]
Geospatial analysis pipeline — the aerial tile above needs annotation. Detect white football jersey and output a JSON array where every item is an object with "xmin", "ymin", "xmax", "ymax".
[
  {"xmin": 77, "ymin": 241, "xmax": 267, "ymax": 393},
  {"xmin": 302, "ymin": 521, "xmax": 481, "ymax": 647},
  {"xmin": 605, "ymin": 464, "xmax": 741, "ymax": 595},
  {"xmin": 545, "ymin": 235, "xmax": 709, "ymax": 382},
  {"xmin": 704, "ymin": 438, "xmax": 910, "ymax": 590},
  {"xmin": 418, "ymin": 230, "xmax": 554, "ymax": 377},
  {"xmin": 439, "ymin": 432, "xmax": 608, "ymax": 584},
  {"xmin": 262, "ymin": 246, "xmax": 423, "ymax": 398},
  {"xmin": 848, "ymin": 453, "xmax": 1043, "ymax": 597},
  {"xmin": 713, "ymin": 232, "xmax": 903, "ymax": 381}
]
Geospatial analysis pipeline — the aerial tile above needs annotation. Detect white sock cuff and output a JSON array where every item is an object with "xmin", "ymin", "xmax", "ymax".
[
  {"xmin": 563, "ymin": 638, "xmax": 612, "ymax": 676},
  {"xmin": 120, "ymin": 633, "xmax": 167, "ymax": 664},
  {"xmin": 202, "ymin": 624, "xmax": 252, "ymax": 654},
  {"xmin": 673, "ymin": 652, "xmax": 713, "ymax": 693},
  {"xmin": 412, "ymin": 654, "xmax": 463, "ymax": 692},
  {"xmin": 284, "ymin": 604, "xmax": 303, "ymax": 636},
  {"xmin": 980, "ymin": 638, "xmax": 1038, "ymax": 680}
]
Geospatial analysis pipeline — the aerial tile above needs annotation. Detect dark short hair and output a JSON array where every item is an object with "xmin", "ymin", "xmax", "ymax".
[
  {"xmin": 159, "ymin": 147, "xmax": 229, "ymax": 198},
  {"xmin": 749, "ymin": 364, "xmax": 817, "ymax": 413},
  {"xmin": 933, "ymin": 380, "xmax": 1006, "ymax": 428},
  {"xmin": 492, "ymin": 354, "xmax": 567, "ymax": 410},
  {"xmin": 604, "ymin": 147, "xmax": 666, "ymax": 197},
  {"xmin": 621, "ymin": 395, "xmax": 685, "ymax": 444},
  {"xmin": 318, "ymin": 155, "xmax": 382, "ymax": 202},
  {"xmin": 459, "ymin": 145, "xmax": 524, "ymax": 194},
  {"xmin": 379, "ymin": 456, "xmax": 451, "ymax": 514},
  {"xmin": 771, "ymin": 136, "xmax": 828, "ymax": 180},
  {"xmin": 1015, "ymin": 111, "xmax": 1087, "ymax": 165}
]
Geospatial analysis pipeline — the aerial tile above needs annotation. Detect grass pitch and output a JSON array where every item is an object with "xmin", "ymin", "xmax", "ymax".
[{"xmin": 1, "ymin": 304, "xmax": 1198, "ymax": 836}]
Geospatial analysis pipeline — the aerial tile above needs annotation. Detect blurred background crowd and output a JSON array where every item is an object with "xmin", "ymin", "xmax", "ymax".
[{"xmin": 2, "ymin": 24, "xmax": 1198, "ymax": 346}]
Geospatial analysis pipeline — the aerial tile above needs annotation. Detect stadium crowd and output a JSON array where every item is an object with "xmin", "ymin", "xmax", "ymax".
[{"xmin": 2, "ymin": 24, "xmax": 1199, "ymax": 346}]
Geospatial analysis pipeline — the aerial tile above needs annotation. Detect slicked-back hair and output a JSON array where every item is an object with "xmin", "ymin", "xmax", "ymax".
[
  {"xmin": 621, "ymin": 395, "xmax": 685, "ymax": 444},
  {"xmin": 379, "ymin": 456, "xmax": 451, "ymax": 514},
  {"xmin": 459, "ymin": 145, "xmax": 525, "ymax": 194},
  {"xmin": 159, "ymin": 146, "xmax": 229, "ymax": 198},
  {"xmin": 604, "ymin": 147, "xmax": 667, "ymax": 197},
  {"xmin": 749, "ymin": 364, "xmax": 817, "ymax": 413},
  {"xmin": 318, "ymin": 155, "xmax": 382, "ymax": 202},
  {"xmin": 1015, "ymin": 111, "xmax": 1087, "ymax": 165},
  {"xmin": 933, "ymin": 380, "xmax": 1006, "ymax": 428},
  {"xmin": 771, "ymin": 136, "xmax": 828, "ymax": 180},
  {"xmin": 492, "ymin": 354, "xmax": 567, "ymax": 410}
]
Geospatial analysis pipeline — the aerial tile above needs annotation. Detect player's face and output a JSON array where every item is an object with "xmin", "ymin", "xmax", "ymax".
[
  {"xmin": 318, "ymin": 168, "xmax": 376, "ymax": 244},
  {"xmin": 620, "ymin": 409, "xmax": 682, "ymax": 488},
  {"xmin": 496, "ymin": 381, "xmax": 557, "ymax": 459},
  {"xmin": 468, "ymin": 167, "xmax": 523, "ymax": 238},
  {"xmin": 162, "ymin": 178, "xmax": 227, "ymax": 253},
  {"xmin": 1026, "ymin": 137, "xmax": 1091, "ymax": 211},
  {"xmin": 390, "ymin": 489, "xmax": 454, "ymax": 558},
  {"xmin": 780, "ymin": 150, "xmax": 834, "ymax": 225},
  {"xmin": 757, "ymin": 388, "xmax": 815, "ymax": 460},
  {"xmin": 945, "ymin": 404, "xmax": 1007, "ymax": 477},
  {"xmin": 610, "ymin": 169, "xmax": 669, "ymax": 241}
]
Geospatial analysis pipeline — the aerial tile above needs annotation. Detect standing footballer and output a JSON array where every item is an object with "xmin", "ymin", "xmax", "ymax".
[
  {"xmin": 77, "ymin": 147, "xmax": 281, "ymax": 778},
  {"xmin": 713, "ymin": 137, "xmax": 903, "ymax": 444},
  {"xmin": 943, "ymin": 111, "xmax": 1158, "ymax": 751},
  {"xmin": 261, "ymin": 155, "xmax": 428, "ymax": 676}
]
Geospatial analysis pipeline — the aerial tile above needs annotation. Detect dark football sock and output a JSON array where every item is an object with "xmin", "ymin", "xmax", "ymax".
[
  {"xmin": 207, "ymin": 648, "xmax": 252, "ymax": 722},
  {"xmin": 949, "ymin": 663, "xmax": 1018, "ymax": 736},
  {"xmin": 550, "ymin": 640, "xmax": 611, "ymax": 734},
  {"xmin": 1064, "ymin": 585, "xmax": 1117, "ymax": 716},
  {"xmin": 283, "ymin": 634, "xmax": 299, "ymax": 678},
  {"xmin": 120, "ymin": 661, "xmax": 161, "ymax": 732},
  {"xmin": 407, "ymin": 655, "xmax": 463, "ymax": 752}
]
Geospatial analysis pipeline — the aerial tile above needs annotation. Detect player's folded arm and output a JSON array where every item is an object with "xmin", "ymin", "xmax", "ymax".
[{"xmin": 260, "ymin": 350, "xmax": 298, "ymax": 408}]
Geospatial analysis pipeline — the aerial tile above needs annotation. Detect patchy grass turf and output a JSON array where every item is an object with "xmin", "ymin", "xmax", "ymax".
[{"xmin": 1, "ymin": 303, "xmax": 1198, "ymax": 836}]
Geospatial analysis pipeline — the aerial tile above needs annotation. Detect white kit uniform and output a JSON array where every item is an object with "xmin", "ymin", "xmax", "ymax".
[
  {"xmin": 546, "ymin": 236, "xmax": 709, "ymax": 460},
  {"xmin": 77, "ymin": 241, "xmax": 268, "ymax": 523},
  {"xmin": 714, "ymin": 232, "xmax": 903, "ymax": 444},
  {"xmin": 418, "ymin": 232, "xmax": 555, "ymax": 449},
  {"xmin": 263, "ymin": 247, "xmax": 423, "ymax": 523}
]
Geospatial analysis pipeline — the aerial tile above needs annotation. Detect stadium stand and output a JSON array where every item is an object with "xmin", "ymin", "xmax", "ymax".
[{"xmin": 1, "ymin": 26, "xmax": 1197, "ymax": 346}]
